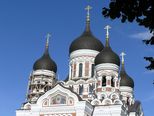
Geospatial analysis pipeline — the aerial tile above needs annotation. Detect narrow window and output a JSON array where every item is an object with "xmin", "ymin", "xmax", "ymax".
[
  {"xmin": 79, "ymin": 63, "xmax": 83, "ymax": 77},
  {"xmin": 127, "ymin": 97, "xmax": 129, "ymax": 105},
  {"xmin": 111, "ymin": 77, "xmax": 114, "ymax": 87},
  {"xmin": 89, "ymin": 84, "xmax": 94, "ymax": 94},
  {"xmin": 102, "ymin": 76, "xmax": 106, "ymax": 86},
  {"xmin": 91, "ymin": 64, "xmax": 95, "ymax": 77},
  {"xmin": 85, "ymin": 62, "xmax": 89, "ymax": 76},
  {"xmin": 79, "ymin": 85, "xmax": 83, "ymax": 95}
]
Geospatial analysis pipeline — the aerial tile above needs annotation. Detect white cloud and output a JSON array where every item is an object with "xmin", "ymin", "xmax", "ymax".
[
  {"xmin": 143, "ymin": 70, "xmax": 154, "ymax": 74},
  {"xmin": 130, "ymin": 31, "xmax": 153, "ymax": 40}
]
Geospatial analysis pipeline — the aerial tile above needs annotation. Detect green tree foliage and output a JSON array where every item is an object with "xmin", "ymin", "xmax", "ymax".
[{"xmin": 102, "ymin": 0, "xmax": 154, "ymax": 70}]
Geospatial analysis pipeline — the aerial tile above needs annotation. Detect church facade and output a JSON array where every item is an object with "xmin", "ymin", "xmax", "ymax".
[{"xmin": 16, "ymin": 6, "xmax": 144, "ymax": 116}]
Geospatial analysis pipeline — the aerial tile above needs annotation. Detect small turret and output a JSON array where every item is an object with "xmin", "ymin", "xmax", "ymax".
[
  {"xmin": 26, "ymin": 34, "xmax": 57, "ymax": 103},
  {"xmin": 119, "ymin": 52, "xmax": 134, "ymax": 106}
]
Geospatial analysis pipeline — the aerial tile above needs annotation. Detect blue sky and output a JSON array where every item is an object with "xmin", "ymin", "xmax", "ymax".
[{"xmin": 0, "ymin": 0, "xmax": 153, "ymax": 116}]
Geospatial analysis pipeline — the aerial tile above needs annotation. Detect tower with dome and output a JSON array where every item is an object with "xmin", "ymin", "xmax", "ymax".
[{"xmin": 16, "ymin": 5, "xmax": 144, "ymax": 116}]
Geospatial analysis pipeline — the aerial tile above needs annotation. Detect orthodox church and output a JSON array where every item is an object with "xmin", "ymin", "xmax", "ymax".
[{"xmin": 16, "ymin": 5, "xmax": 144, "ymax": 116}]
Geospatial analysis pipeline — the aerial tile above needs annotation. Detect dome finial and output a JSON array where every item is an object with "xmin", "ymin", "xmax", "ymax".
[
  {"xmin": 104, "ymin": 25, "xmax": 111, "ymax": 47},
  {"xmin": 45, "ymin": 33, "xmax": 51, "ymax": 49},
  {"xmin": 85, "ymin": 5, "xmax": 92, "ymax": 22},
  {"xmin": 85, "ymin": 5, "xmax": 92, "ymax": 31},
  {"xmin": 120, "ymin": 52, "xmax": 126, "ymax": 65}
]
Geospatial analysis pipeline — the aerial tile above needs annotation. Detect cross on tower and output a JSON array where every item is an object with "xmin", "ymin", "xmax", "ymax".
[
  {"xmin": 45, "ymin": 33, "xmax": 51, "ymax": 48},
  {"xmin": 85, "ymin": 5, "xmax": 92, "ymax": 21},
  {"xmin": 120, "ymin": 52, "xmax": 126, "ymax": 64},
  {"xmin": 104, "ymin": 25, "xmax": 111, "ymax": 38},
  {"xmin": 85, "ymin": 5, "xmax": 92, "ymax": 16}
]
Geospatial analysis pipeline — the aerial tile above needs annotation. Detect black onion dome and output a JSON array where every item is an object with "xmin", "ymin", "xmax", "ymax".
[
  {"xmin": 120, "ymin": 64, "xmax": 134, "ymax": 88},
  {"xmin": 69, "ymin": 21, "xmax": 104, "ymax": 54},
  {"xmin": 33, "ymin": 46, "xmax": 57, "ymax": 73},
  {"xmin": 95, "ymin": 38, "xmax": 120, "ymax": 66}
]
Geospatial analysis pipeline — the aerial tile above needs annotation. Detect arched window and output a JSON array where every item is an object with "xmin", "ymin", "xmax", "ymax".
[
  {"xmin": 127, "ymin": 97, "xmax": 129, "ymax": 105},
  {"xmin": 89, "ymin": 84, "xmax": 94, "ymax": 94},
  {"xmin": 79, "ymin": 63, "xmax": 83, "ymax": 77},
  {"xmin": 91, "ymin": 64, "xmax": 95, "ymax": 77},
  {"xmin": 102, "ymin": 76, "xmax": 106, "ymax": 86},
  {"xmin": 79, "ymin": 85, "xmax": 83, "ymax": 95},
  {"xmin": 111, "ymin": 77, "xmax": 114, "ymax": 87}
]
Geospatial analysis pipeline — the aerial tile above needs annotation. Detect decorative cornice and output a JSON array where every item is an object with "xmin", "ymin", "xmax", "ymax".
[
  {"xmin": 70, "ymin": 49, "xmax": 99, "ymax": 59},
  {"xmin": 32, "ymin": 69, "xmax": 56, "ymax": 76},
  {"xmin": 95, "ymin": 63, "xmax": 119, "ymax": 72}
]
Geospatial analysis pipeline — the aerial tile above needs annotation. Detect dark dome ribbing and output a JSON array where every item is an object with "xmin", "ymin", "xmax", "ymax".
[
  {"xmin": 120, "ymin": 64, "xmax": 134, "ymax": 88},
  {"xmin": 69, "ymin": 21, "xmax": 104, "ymax": 54},
  {"xmin": 94, "ymin": 37, "xmax": 120, "ymax": 66},
  {"xmin": 33, "ymin": 45, "xmax": 57, "ymax": 73}
]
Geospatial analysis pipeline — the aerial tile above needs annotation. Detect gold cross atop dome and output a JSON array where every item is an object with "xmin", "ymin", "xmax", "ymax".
[
  {"xmin": 45, "ymin": 33, "xmax": 51, "ymax": 49},
  {"xmin": 85, "ymin": 5, "xmax": 92, "ymax": 21},
  {"xmin": 104, "ymin": 25, "xmax": 111, "ymax": 39},
  {"xmin": 120, "ymin": 52, "xmax": 126, "ymax": 64}
]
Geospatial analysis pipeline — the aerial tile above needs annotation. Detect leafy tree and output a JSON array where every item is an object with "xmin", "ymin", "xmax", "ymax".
[{"xmin": 102, "ymin": 0, "xmax": 154, "ymax": 70}]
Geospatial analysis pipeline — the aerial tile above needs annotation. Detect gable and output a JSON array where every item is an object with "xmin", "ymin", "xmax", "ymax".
[{"xmin": 36, "ymin": 83, "xmax": 82, "ymax": 107}]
